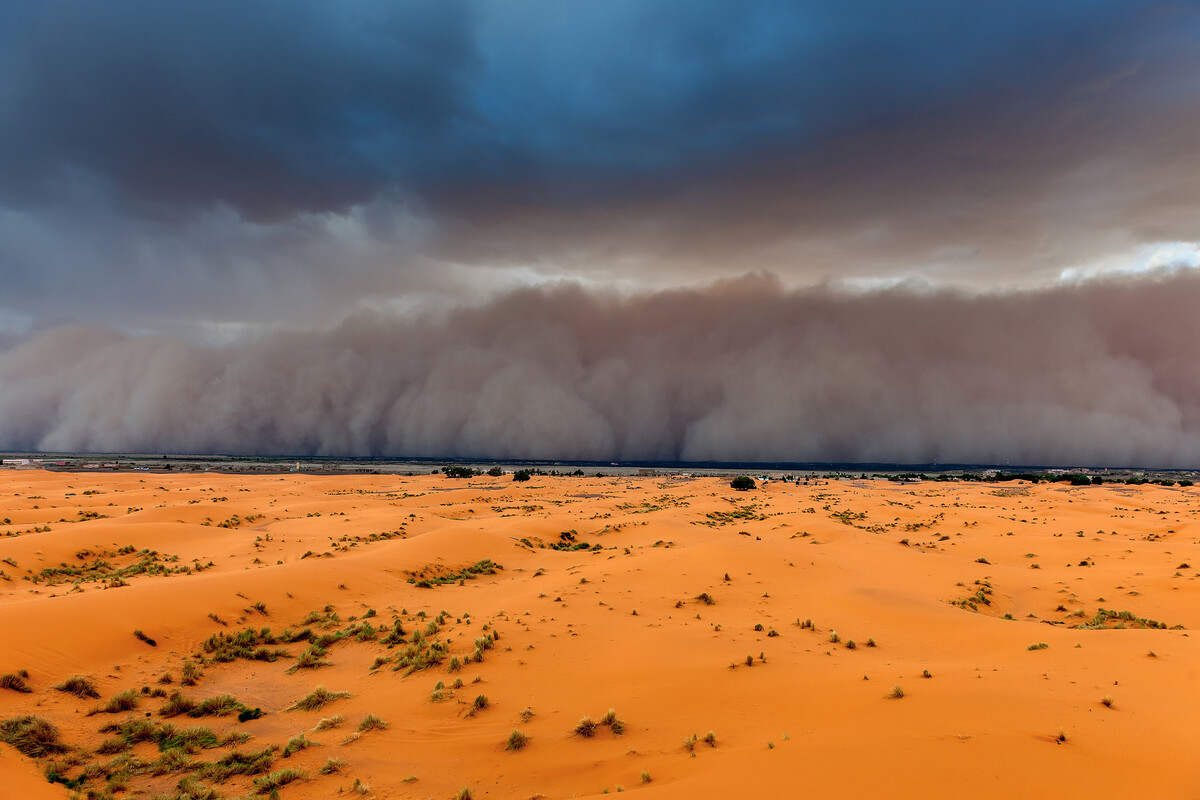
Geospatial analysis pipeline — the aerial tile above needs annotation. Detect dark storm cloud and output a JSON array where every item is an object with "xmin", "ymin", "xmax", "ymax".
[
  {"xmin": 2, "ymin": 0, "xmax": 1180, "ymax": 215},
  {"xmin": 4, "ymin": 271, "xmax": 1200, "ymax": 466},
  {"xmin": 2, "ymin": 1, "xmax": 1199, "ymax": 330}
]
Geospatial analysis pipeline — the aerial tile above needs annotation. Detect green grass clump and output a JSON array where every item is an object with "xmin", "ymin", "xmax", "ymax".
[
  {"xmin": 506, "ymin": 729, "xmax": 528, "ymax": 751},
  {"xmin": 313, "ymin": 715, "xmax": 344, "ymax": 732},
  {"xmin": 253, "ymin": 768, "xmax": 306, "ymax": 793},
  {"xmin": 54, "ymin": 674, "xmax": 100, "ymax": 698},
  {"xmin": 287, "ymin": 644, "xmax": 333, "ymax": 673},
  {"xmin": 1027, "ymin": 642, "xmax": 1049, "ymax": 651},
  {"xmin": 0, "ymin": 715, "xmax": 68, "ymax": 757},
  {"xmin": 286, "ymin": 686, "xmax": 351, "ymax": 712},
  {"xmin": 92, "ymin": 689, "xmax": 140, "ymax": 715},
  {"xmin": 357, "ymin": 714, "xmax": 388, "ymax": 733},
  {"xmin": 641, "ymin": 770, "xmax": 652, "ymax": 783},
  {"xmin": 599, "ymin": 708, "xmax": 625, "ymax": 734},
  {"xmin": 159, "ymin": 725, "xmax": 220, "ymax": 753},
  {"xmin": 282, "ymin": 733, "xmax": 318, "ymax": 758},
  {"xmin": 189, "ymin": 694, "xmax": 244, "ymax": 717},
  {"xmin": 317, "ymin": 756, "xmax": 347, "ymax": 775},
  {"xmin": 0, "ymin": 671, "xmax": 32, "ymax": 693},
  {"xmin": 200, "ymin": 747, "xmax": 278, "ymax": 782}
]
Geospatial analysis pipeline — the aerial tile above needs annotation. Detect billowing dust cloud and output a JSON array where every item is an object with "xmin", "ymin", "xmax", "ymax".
[{"xmin": 4, "ymin": 272, "xmax": 1200, "ymax": 466}]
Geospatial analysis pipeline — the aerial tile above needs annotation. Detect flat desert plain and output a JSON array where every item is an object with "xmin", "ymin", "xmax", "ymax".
[{"xmin": 1, "ymin": 470, "xmax": 1199, "ymax": 799}]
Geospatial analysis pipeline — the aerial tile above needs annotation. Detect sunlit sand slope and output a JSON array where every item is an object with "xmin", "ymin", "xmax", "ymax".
[{"xmin": 1, "ymin": 471, "xmax": 1198, "ymax": 798}]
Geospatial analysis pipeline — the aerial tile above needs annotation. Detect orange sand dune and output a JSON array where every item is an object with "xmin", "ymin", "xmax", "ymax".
[{"xmin": 1, "ymin": 470, "xmax": 1198, "ymax": 799}]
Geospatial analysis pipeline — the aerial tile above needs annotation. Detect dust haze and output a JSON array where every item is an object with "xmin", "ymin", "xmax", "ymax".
[{"xmin": 3, "ymin": 272, "xmax": 1199, "ymax": 466}]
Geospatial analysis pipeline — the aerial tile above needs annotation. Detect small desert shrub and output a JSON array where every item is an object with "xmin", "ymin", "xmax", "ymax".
[
  {"xmin": 695, "ymin": 592, "xmax": 715, "ymax": 605},
  {"xmin": 159, "ymin": 692, "xmax": 199, "ymax": 717},
  {"xmin": 93, "ymin": 689, "xmax": 139, "ymax": 715},
  {"xmin": 844, "ymin": 639, "xmax": 855, "ymax": 649},
  {"xmin": 190, "ymin": 694, "xmax": 243, "ymax": 717},
  {"xmin": 730, "ymin": 476, "xmax": 755, "ymax": 491},
  {"xmin": 239, "ymin": 707, "xmax": 265, "ymax": 722},
  {"xmin": 455, "ymin": 788, "xmax": 474, "ymax": 800},
  {"xmin": 641, "ymin": 770, "xmax": 652, "ymax": 783},
  {"xmin": 180, "ymin": 660, "xmax": 201, "ymax": 686},
  {"xmin": 200, "ymin": 747, "xmax": 278, "ymax": 781},
  {"xmin": 281, "ymin": 734, "xmax": 316, "ymax": 758},
  {"xmin": 599, "ymin": 708, "xmax": 625, "ymax": 734},
  {"xmin": 865, "ymin": 638, "xmax": 877, "ymax": 647},
  {"xmin": 0, "ymin": 671, "xmax": 32, "ymax": 693},
  {"xmin": 1027, "ymin": 642, "xmax": 1049, "ymax": 651},
  {"xmin": 519, "ymin": 707, "xmax": 534, "ymax": 722},
  {"xmin": 357, "ymin": 714, "xmax": 388, "ymax": 733},
  {"xmin": 133, "ymin": 629, "xmax": 157, "ymax": 647},
  {"xmin": 573, "ymin": 717, "xmax": 597, "ymax": 738},
  {"xmin": 890, "ymin": 685, "xmax": 905, "ymax": 699},
  {"xmin": 828, "ymin": 631, "xmax": 840, "ymax": 644},
  {"xmin": 253, "ymin": 768, "xmax": 306, "ymax": 793},
  {"xmin": 317, "ymin": 756, "xmax": 346, "ymax": 775},
  {"xmin": 158, "ymin": 725, "xmax": 235, "ymax": 754},
  {"xmin": 313, "ymin": 715, "xmax": 344, "ymax": 732},
  {"xmin": 922, "ymin": 669, "xmax": 932, "ymax": 679},
  {"xmin": 682, "ymin": 733, "xmax": 697, "ymax": 752},
  {"xmin": 1101, "ymin": 695, "xmax": 1114, "ymax": 708},
  {"xmin": 1055, "ymin": 730, "xmax": 1068, "ymax": 743},
  {"xmin": 506, "ymin": 729, "xmax": 528, "ymax": 751},
  {"xmin": 286, "ymin": 686, "xmax": 351, "ymax": 712},
  {"xmin": 55, "ymin": 674, "xmax": 100, "ymax": 698},
  {"xmin": 288, "ymin": 644, "xmax": 332, "ymax": 673},
  {"xmin": 0, "ymin": 715, "xmax": 68, "ymax": 757},
  {"xmin": 470, "ymin": 694, "xmax": 489, "ymax": 715}
]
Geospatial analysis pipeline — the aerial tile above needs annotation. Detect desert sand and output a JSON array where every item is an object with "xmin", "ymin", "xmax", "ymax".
[{"xmin": 1, "ymin": 469, "xmax": 1198, "ymax": 799}]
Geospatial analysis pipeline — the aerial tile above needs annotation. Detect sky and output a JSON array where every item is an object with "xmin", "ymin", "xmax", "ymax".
[{"xmin": 2, "ymin": 1, "xmax": 1200, "ymax": 464}]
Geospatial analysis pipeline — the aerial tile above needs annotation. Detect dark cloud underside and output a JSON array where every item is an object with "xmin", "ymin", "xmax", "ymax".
[{"xmin": 1, "ymin": 2, "xmax": 1199, "ymax": 333}]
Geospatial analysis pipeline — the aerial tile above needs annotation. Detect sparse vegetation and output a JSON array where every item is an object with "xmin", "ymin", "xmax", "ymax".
[
  {"xmin": 357, "ymin": 714, "xmax": 388, "ymax": 733},
  {"xmin": 286, "ymin": 686, "xmax": 351, "ymax": 712},
  {"xmin": 54, "ymin": 674, "xmax": 100, "ymax": 698},
  {"xmin": 574, "ymin": 716, "xmax": 598, "ymax": 738},
  {"xmin": 92, "ymin": 689, "xmax": 140, "ymax": 715},
  {"xmin": 0, "ymin": 715, "xmax": 68, "ymax": 757},
  {"xmin": 253, "ymin": 767, "xmax": 306, "ymax": 793},
  {"xmin": 506, "ymin": 729, "xmax": 528, "ymax": 751},
  {"xmin": 281, "ymin": 733, "xmax": 317, "ymax": 758},
  {"xmin": 0, "ymin": 670, "xmax": 32, "ymax": 693},
  {"xmin": 890, "ymin": 685, "xmax": 905, "ymax": 699}
]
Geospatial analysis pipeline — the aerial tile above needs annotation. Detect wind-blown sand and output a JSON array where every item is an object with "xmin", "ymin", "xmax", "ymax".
[{"xmin": 1, "ymin": 470, "xmax": 1197, "ymax": 799}]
